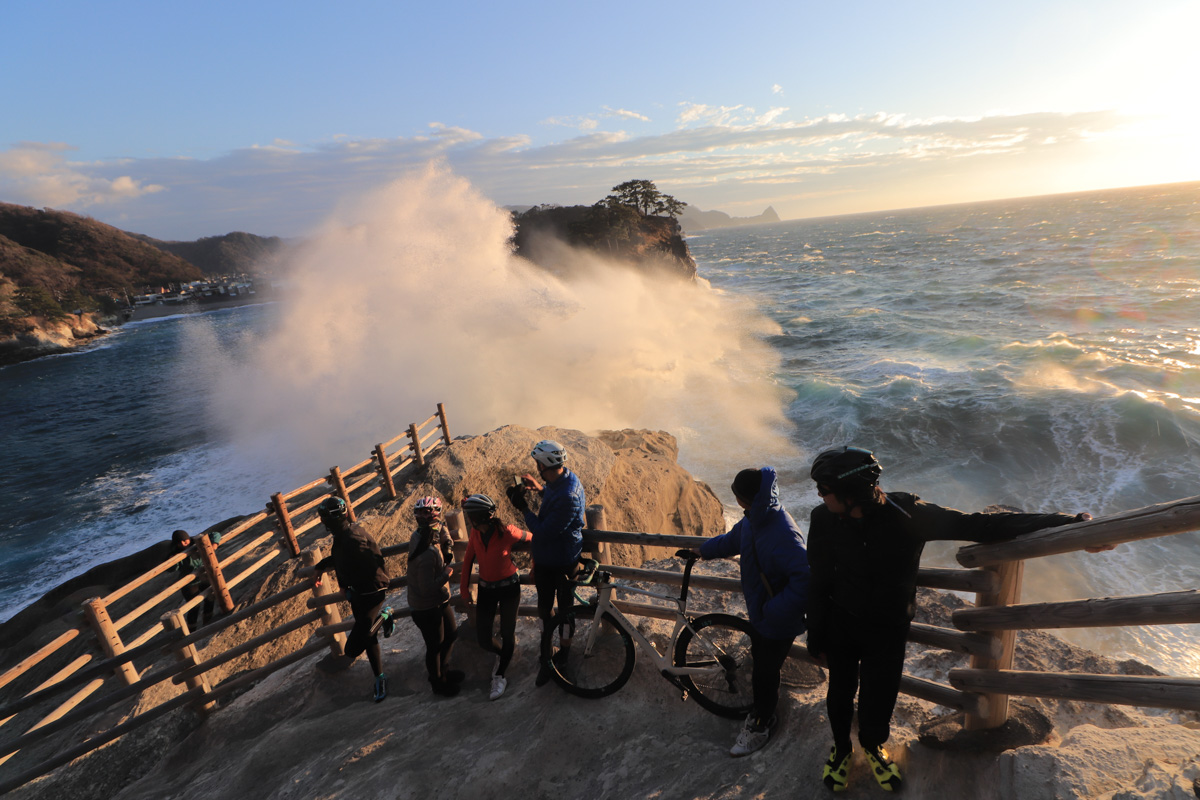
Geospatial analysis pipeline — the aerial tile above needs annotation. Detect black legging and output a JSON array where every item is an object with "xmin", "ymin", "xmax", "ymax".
[
  {"xmin": 824, "ymin": 616, "xmax": 910, "ymax": 750},
  {"xmin": 534, "ymin": 564, "xmax": 575, "ymax": 661},
  {"xmin": 345, "ymin": 590, "xmax": 386, "ymax": 677},
  {"xmin": 476, "ymin": 582, "xmax": 521, "ymax": 676},
  {"xmin": 750, "ymin": 632, "xmax": 796, "ymax": 723},
  {"xmin": 411, "ymin": 601, "xmax": 458, "ymax": 682}
]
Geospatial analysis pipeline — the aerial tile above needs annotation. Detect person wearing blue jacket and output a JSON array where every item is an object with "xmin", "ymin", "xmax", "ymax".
[
  {"xmin": 506, "ymin": 439, "xmax": 586, "ymax": 686},
  {"xmin": 696, "ymin": 466, "xmax": 810, "ymax": 757}
]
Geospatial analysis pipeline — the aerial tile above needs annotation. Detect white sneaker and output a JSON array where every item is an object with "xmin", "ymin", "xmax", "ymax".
[
  {"xmin": 729, "ymin": 716, "xmax": 772, "ymax": 757},
  {"xmin": 489, "ymin": 674, "xmax": 507, "ymax": 701}
]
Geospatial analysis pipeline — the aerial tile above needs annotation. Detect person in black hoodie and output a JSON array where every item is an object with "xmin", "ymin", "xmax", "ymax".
[
  {"xmin": 806, "ymin": 446, "xmax": 1093, "ymax": 793},
  {"xmin": 313, "ymin": 496, "xmax": 392, "ymax": 702}
]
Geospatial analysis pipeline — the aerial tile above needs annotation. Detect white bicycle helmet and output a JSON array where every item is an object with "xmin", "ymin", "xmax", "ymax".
[{"xmin": 530, "ymin": 440, "xmax": 567, "ymax": 468}]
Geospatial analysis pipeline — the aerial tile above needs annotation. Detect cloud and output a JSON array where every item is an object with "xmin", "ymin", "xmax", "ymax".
[
  {"xmin": 603, "ymin": 107, "xmax": 650, "ymax": 122},
  {"xmin": 0, "ymin": 108, "xmax": 1137, "ymax": 238},
  {"xmin": 772, "ymin": 84, "xmax": 784, "ymax": 95},
  {"xmin": 0, "ymin": 142, "xmax": 164, "ymax": 208}
]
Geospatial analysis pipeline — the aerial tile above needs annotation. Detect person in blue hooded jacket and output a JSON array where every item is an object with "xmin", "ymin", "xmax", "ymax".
[
  {"xmin": 506, "ymin": 439, "xmax": 587, "ymax": 686},
  {"xmin": 695, "ymin": 466, "xmax": 810, "ymax": 757}
]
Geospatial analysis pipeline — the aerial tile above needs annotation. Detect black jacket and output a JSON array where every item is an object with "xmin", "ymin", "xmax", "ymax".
[
  {"xmin": 315, "ymin": 523, "xmax": 390, "ymax": 595},
  {"xmin": 806, "ymin": 492, "xmax": 1075, "ymax": 653}
]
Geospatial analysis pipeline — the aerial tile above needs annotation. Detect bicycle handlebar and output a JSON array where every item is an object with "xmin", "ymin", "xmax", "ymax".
[{"xmin": 573, "ymin": 558, "xmax": 602, "ymax": 586}]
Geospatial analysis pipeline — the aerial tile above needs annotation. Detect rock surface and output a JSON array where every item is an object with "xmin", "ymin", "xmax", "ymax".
[{"xmin": 4, "ymin": 428, "xmax": 1200, "ymax": 800}]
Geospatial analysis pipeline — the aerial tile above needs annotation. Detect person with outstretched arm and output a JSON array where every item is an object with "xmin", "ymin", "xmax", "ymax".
[
  {"xmin": 690, "ymin": 466, "xmax": 810, "ymax": 757},
  {"xmin": 459, "ymin": 492, "xmax": 532, "ymax": 700},
  {"xmin": 805, "ymin": 446, "xmax": 1096, "ymax": 793},
  {"xmin": 312, "ymin": 496, "xmax": 392, "ymax": 702},
  {"xmin": 506, "ymin": 439, "xmax": 586, "ymax": 686}
]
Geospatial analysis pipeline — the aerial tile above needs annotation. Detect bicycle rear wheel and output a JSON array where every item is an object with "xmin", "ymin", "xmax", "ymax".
[
  {"xmin": 672, "ymin": 613, "xmax": 756, "ymax": 718},
  {"xmin": 548, "ymin": 610, "xmax": 636, "ymax": 699}
]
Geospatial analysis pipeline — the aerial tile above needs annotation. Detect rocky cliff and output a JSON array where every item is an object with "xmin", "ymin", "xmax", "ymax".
[
  {"xmin": 0, "ymin": 204, "xmax": 284, "ymax": 365},
  {"xmin": 512, "ymin": 204, "xmax": 697, "ymax": 280}
]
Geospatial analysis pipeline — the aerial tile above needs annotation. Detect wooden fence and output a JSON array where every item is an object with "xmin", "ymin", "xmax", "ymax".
[
  {"xmin": 0, "ymin": 402, "xmax": 453, "ymax": 787},
  {"xmin": 1, "ymin": 465, "xmax": 1198, "ymax": 792}
]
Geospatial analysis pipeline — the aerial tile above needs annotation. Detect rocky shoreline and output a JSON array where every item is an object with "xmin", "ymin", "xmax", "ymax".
[{"xmin": 0, "ymin": 311, "xmax": 113, "ymax": 367}]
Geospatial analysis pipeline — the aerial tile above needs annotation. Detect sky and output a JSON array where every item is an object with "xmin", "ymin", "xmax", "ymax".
[{"xmin": 1, "ymin": 0, "xmax": 1198, "ymax": 240}]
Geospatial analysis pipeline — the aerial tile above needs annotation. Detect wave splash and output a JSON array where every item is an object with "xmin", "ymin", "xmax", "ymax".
[{"xmin": 199, "ymin": 165, "xmax": 795, "ymax": 489}]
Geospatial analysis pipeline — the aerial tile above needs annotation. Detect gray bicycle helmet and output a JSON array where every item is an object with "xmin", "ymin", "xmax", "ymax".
[{"xmin": 461, "ymin": 493, "xmax": 497, "ymax": 515}]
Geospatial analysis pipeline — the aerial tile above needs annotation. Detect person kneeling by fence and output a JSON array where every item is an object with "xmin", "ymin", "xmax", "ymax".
[
  {"xmin": 313, "ymin": 496, "xmax": 392, "ymax": 702},
  {"xmin": 170, "ymin": 528, "xmax": 223, "ymax": 629}
]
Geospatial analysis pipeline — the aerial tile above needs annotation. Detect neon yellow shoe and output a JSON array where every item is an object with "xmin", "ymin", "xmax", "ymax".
[
  {"xmin": 822, "ymin": 745, "xmax": 852, "ymax": 792},
  {"xmin": 863, "ymin": 745, "xmax": 902, "ymax": 792}
]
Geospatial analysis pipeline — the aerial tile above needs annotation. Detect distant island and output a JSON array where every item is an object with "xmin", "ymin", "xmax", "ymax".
[{"xmin": 679, "ymin": 205, "xmax": 781, "ymax": 232}]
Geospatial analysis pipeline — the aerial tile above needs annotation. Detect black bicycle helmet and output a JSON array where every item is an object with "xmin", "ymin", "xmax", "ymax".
[
  {"xmin": 810, "ymin": 446, "xmax": 882, "ymax": 488},
  {"xmin": 317, "ymin": 496, "xmax": 348, "ymax": 525}
]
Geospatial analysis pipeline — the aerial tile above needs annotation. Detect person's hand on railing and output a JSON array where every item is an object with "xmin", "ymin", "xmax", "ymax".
[{"xmin": 1074, "ymin": 512, "xmax": 1117, "ymax": 552}]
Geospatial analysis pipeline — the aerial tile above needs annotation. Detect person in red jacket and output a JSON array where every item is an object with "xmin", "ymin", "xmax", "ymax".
[{"xmin": 460, "ymin": 493, "xmax": 532, "ymax": 700}]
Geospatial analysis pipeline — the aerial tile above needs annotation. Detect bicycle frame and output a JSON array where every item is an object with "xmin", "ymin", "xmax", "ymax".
[{"xmin": 577, "ymin": 567, "xmax": 730, "ymax": 685}]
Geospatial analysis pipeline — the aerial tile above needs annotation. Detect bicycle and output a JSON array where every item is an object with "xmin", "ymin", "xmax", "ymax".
[{"xmin": 546, "ymin": 549, "xmax": 755, "ymax": 719}]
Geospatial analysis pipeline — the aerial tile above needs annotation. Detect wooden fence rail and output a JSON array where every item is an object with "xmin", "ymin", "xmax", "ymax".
[{"xmin": 0, "ymin": 403, "xmax": 453, "ymax": 783}]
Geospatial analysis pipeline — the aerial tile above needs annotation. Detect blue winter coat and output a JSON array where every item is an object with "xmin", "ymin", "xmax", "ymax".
[
  {"xmin": 699, "ymin": 467, "xmax": 809, "ymax": 640},
  {"xmin": 524, "ymin": 467, "xmax": 586, "ymax": 569}
]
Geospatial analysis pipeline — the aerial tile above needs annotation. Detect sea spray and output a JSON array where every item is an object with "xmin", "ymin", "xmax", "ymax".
[{"xmin": 201, "ymin": 164, "xmax": 796, "ymax": 494}]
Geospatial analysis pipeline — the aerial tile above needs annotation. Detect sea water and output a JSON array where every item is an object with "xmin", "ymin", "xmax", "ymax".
[{"xmin": 1, "ymin": 180, "xmax": 1197, "ymax": 673}]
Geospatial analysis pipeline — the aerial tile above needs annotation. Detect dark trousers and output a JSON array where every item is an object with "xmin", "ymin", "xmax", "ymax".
[
  {"xmin": 750, "ymin": 631, "xmax": 796, "ymax": 723},
  {"xmin": 825, "ymin": 618, "xmax": 910, "ymax": 750},
  {"xmin": 345, "ymin": 590, "xmax": 386, "ymax": 677},
  {"xmin": 534, "ymin": 564, "xmax": 576, "ymax": 661},
  {"xmin": 476, "ymin": 582, "xmax": 521, "ymax": 676},
  {"xmin": 411, "ymin": 601, "xmax": 458, "ymax": 683},
  {"xmin": 180, "ymin": 582, "xmax": 215, "ymax": 629}
]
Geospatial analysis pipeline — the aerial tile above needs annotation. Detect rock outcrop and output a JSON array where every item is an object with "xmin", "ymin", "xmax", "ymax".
[{"xmin": 512, "ymin": 205, "xmax": 697, "ymax": 280}]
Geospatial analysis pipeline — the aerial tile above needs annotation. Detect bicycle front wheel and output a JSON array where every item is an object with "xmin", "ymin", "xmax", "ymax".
[
  {"xmin": 548, "ymin": 610, "xmax": 636, "ymax": 699},
  {"xmin": 673, "ymin": 613, "xmax": 756, "ymax": 718}
]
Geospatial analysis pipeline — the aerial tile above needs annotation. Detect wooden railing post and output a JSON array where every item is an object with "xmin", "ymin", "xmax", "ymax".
[
  {"xmin": 587, "ymin": 505, "xmax": 610, "ymax": 565},
  {"xmin": 196, "ymin": 532, "xmax": 235, "ymax": 614},
  {"xmin": 374, "ymin": 443, "xmax": 397, "ymax": 500},
  {"xmin": 82, "ymin": 598, "xmax": 139, "ymax": 686},
  {"xmin": 270, "ymin": 492, "xmax": 301, "ymax": 556},
  {"xmin": 327, "ymin": 466, "xmax": 355, "ymax": 522},
  {"xmin": 964, "ymin": 559, "xmax": 1024, "ymax": 730},
  {"xmin": 304, "ymin": 548, "xmax": 346, "ymax": 655},
  {"xmin": 437, "ymin": 402, "xmax": 452, "ymax": 446},
  {"xmin": 408, "ymin": 423, "xmax": 425, "ymax": 468},
  {"xmin": 162, "ymin": 610, "xmax": 214, "ymax": 712}
]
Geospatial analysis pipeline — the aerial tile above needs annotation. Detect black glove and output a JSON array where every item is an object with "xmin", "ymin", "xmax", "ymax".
[{"xmin": 505, "ymin": 484, "xmax": 528, "ymax": 512}]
